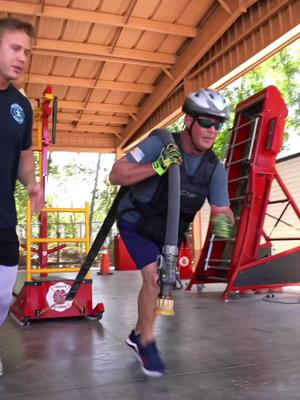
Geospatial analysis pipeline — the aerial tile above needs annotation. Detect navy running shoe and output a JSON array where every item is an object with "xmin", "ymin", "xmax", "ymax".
[
  {"xmin": 125, "ymin": 330, "xmax": 141, "ymax": 354},
  {"xmin": 136, "ymin": 341, "xmax": 167, "ymax": 377}
]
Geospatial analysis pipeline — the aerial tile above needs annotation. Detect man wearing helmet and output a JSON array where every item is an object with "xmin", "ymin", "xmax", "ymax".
[{"xmin": 109, "ymin": 88, "xmax": 234, "ymax": 377}]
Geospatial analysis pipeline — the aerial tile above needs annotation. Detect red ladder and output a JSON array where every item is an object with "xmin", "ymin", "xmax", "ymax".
[{"xmin": 186, "ymin": 86, "xmax": 300, "ymax": 299}]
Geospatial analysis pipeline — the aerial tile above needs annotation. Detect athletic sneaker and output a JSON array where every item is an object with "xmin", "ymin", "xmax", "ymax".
[
  {"xmin": 0, "ymin": 357, "xmax": 3, "ymax": 377},
  {"xmin": 125, "ymin": 330, "xmax": 141, "ymax": 354},
  {"xmin": 136, "ymin": 340, "xmax": 167, "ymax": 377}
]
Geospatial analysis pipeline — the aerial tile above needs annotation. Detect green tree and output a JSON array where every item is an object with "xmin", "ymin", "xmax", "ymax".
[
  {"xmin": 169, "ymin": 44, "xmax": 299, "ymax": 159},
  {"xmin": 92, "ymin": 172, "xmax": 117, "ymax": 223},
  {"xmin": 215, "ymin": 45, "xmax": 299, "ymax": 158}
]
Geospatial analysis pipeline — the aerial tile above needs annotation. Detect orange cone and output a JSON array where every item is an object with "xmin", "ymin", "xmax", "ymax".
[{"xmin": 97, "ymin": 246, "xmax": 113, "ymax": 275}]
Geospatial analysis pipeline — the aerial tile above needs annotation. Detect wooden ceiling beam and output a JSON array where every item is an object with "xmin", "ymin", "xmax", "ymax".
[
  {"xmin": 0, "ymin": 0, "xmax": 38, "ymax": 15},
  {"xmin": 0, "ymin": 1, "xmax": 197, "ymax": 37},
  {"xmin": 188, "ymin": 0, "xmax": 295, "ymax": 83},
  {"xmin": 216, "ymin": 0, "xmax": 232, "ymax": 14},
  {"xmin": 43, "ymin": 5, "xmax": 197, "ymax": 37},
  {"xmin": 33, "ymin": 130, "xmax": 113, "ymax": 140},
  {"xmin": 43, "ymin": 144, "xmax": 115, "ymax": 153},
  {"xmin": 58, "ymin": 113, "xmax": 129, "ymax": 125},
  {"xmin": 25, "ymin": 74, "xmax": 153, "ymax": 93},
  {"xmin": 54, "ymin": 100, "xmax": 138, "ymax": 114},
  {"xmin": 120, "ymin": 0, "xmax": 258, "ymax": 148},
  {"xmin": 34, "ymin": 39, "xmax": 175, "ymax": 65},
  {"xmin": 31, "ymin": 49, "xmax": 172, "ymax": 69},
  {"xmin": 32, "ymin": 130, "xmax": 116, "ymax": 153},
  {"xmin": 55, "ymin": 123, "xmax": 123, "ymax": 134}
]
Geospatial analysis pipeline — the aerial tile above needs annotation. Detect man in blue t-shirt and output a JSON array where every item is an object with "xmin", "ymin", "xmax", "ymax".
[
  {"xmin": 0, "ymin": 18, "xmax": 43, "ymax": 375},
  {"xmin": 109, "ymin": 88, "xmax": 234, "ymax": 377}
]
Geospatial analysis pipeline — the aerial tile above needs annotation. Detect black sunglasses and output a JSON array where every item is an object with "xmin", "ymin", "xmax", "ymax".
[{"xmin": 196, "ymin": 118, "xmax": 223, "ymax": 130}]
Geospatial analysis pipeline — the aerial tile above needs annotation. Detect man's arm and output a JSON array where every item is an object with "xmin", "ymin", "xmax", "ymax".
[
  {"xmin": 208, "ymin": 163, "xmax": 235, "ymax": 231},
  {"xmin": 109, "ymin": 156, "xmax": 156, "ymax": 186},
  {"xmin": 18, "ymin": 148, "xmax": 43, "ymax": 212},
  {"xmin": 109, "ymin": 135, "xmax": 182, "ymax": 186}
]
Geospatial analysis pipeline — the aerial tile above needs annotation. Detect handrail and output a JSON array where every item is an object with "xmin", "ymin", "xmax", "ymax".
[{"xmin": 26, "ymin": 200, "xmax": 90, "ymax": 281}]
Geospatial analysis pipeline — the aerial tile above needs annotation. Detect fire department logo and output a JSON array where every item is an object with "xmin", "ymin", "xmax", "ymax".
[
  {"xmin": 46, "ymin": 282, "xmax": 72, "ymax": 312},
  {"xmin": 10, "ymin": 103, "xmax": 25, "ymax": 124},
  {"xmin": 179, "ymin": 255, "xmax": 190, "ymax": 267}
]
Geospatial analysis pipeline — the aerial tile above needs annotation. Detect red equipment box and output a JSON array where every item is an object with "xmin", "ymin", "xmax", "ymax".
[{"xmin": 11, "ymin": 278, "xmax": 104, "ymax": 325}]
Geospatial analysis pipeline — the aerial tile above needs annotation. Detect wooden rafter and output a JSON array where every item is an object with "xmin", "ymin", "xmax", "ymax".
[
  {"xmin": 24, "ymin": 74, "xmax": 153, "ymax": 93},
  {"xmin": 31, "ymin": 49, "xmax": 172, "ymax": 69},
  {"xmin": 54, "ymin": 100, "xmax": 138, "ymax": 114},
  {"xmin": 0, "ymin": 1, "xmax": 197, "ymax": 37},
  {"xmin": 57, "ymin": 113, "xmax": 129, "ymax": 125},
  {"xmin": 0, "ymin": 0, "xmax": 296, "ymax": 156},
  {"xmin": 120, "ymin": 0, "xmax": 258, "ymax": 148},
  {"xmin": 55, "ymin": 123, "xmax": 123, "ymax": 134},
  {"xmin": 34, "ymin": 39, "xmax": 176, "ymax": 65}
]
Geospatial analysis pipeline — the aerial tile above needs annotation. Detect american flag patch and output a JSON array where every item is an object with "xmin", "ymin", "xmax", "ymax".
[{"xmin": 129, "ymin": 147, "xmax": 145, "ymax": 162}]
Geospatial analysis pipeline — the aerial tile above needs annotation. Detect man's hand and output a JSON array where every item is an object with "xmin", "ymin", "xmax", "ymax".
[
  {"xmin": 152, "ymin": 143, "xmax": 183, "ymax": 176},
  {"xmin": 211, "ymin": 214, "xmax": 232, "ymax": 238},
  {"xmin": 211, "ymin": 206, "xmax": 234, "ymax": 239},
  {"xmin": 27, "ymin": 183, "xmax": 44, "ymax": 212}
]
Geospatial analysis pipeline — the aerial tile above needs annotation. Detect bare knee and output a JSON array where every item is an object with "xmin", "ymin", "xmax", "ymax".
[
  {"xmin": 141, "ymin": 263, "xmax": 159, "ymax": 295},
  {"xmin": 143, "ymin": 278, "xmax": 159, "ymax": 296}
]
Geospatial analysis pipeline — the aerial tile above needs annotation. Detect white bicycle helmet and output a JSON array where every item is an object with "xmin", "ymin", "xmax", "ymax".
[{"xmin": 182, "ymin": 89, "xmax": 230, "ymax": 121}]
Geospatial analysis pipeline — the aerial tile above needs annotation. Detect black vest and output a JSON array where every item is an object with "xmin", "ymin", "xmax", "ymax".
[{"xmin": 132, "ymin": 132, "xmax": 219, "ymax": 247}]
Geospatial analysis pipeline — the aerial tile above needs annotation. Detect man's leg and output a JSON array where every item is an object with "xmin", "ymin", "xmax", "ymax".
[
  {"xmin": 117, "ymin": 219, "xmax": 167, "ymax": 375},
  {"xmin": 0, "ymin": 265, "xmax": 18, "ymax": 327},
  {"xmin": 0, "ymin": 265, "xmax": 18, "ymax": 376},
  {"xmin": 132, "ymin": 262, "xmax": 166, "ymax": 376},
  {"xmin": 135, "ymin": 262, "xmax": 159, "ymax": 344}
]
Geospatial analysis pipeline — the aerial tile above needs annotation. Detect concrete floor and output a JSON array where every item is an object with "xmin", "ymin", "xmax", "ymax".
[{"xmin": 1, "ymin": 270, "xmax": 300, "ymax": 400}]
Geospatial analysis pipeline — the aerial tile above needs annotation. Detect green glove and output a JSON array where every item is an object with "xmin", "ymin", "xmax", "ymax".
[
  {"xmin": 152, "ymin": 143, "xmax": 183, "ymax": 176},
  {"xmin": 211, "ymin": 214, "xmax": 232, "ymax": 239}
]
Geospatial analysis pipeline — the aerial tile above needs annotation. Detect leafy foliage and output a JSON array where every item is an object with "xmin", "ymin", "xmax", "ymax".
[
  {"xmin": 169, "ymin": 45, "xmax": 299, "ymax": 159},
  {"xmin": 215, "ymin": 46, "xmax": 300, "ymax": 158}
]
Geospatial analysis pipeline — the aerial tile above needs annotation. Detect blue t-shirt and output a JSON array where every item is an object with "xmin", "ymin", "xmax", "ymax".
[
  {"xmin": 118, "ymin": 133, "xmax": 229, "ymax": 223},
  {"xmin": 0, "ymin": 84, "xmax": 33, "ymax": 228}
]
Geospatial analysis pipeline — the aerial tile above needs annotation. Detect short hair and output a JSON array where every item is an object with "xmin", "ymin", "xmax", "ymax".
[{"xmin": 0, "ymin": 17, "xmax": 35, "ymax": 39}]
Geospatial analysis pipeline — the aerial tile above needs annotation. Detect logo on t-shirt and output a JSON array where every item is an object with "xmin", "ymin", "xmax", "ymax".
[{"xmin": 10, "ymin": 103, "xmax": 25, "ymax": 124}]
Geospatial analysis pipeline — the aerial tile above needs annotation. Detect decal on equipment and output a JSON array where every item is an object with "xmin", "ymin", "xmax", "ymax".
[
  {"xmin": 46, "ymin": 282, "xmax": 72, "ymax": 312},
  {"xmin": 179, "ymin": 256, "xmax": 190, "ymax": 267}
]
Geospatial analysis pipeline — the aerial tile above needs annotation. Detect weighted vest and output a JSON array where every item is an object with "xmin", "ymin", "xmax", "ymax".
[{"xmin": 132, "ymin": 132, "xmax": 219, "ymax": 247}]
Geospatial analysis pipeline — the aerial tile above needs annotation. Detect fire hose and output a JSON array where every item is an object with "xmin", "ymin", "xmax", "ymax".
[{"xmin": 66, "ymin": 130, "xmax": 181, "ymax": 315}]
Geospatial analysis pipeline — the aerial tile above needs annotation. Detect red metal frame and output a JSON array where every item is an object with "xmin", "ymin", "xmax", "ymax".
[
  {"xmin": 21, "ymin": 86, "xmax": 62, "ymax": 268},
  {"xmin": 186, "ymin": 86, "xmax": 300, "ymax": 299},
  {"xmin": 40, "ymin": 86, "xmax": 52, "ymax": 270}
]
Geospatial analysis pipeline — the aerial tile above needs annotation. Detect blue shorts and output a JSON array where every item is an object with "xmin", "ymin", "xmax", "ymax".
[{"xmin": 117, "ymin": 218, "xmax": 161, "ymax": 269}]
